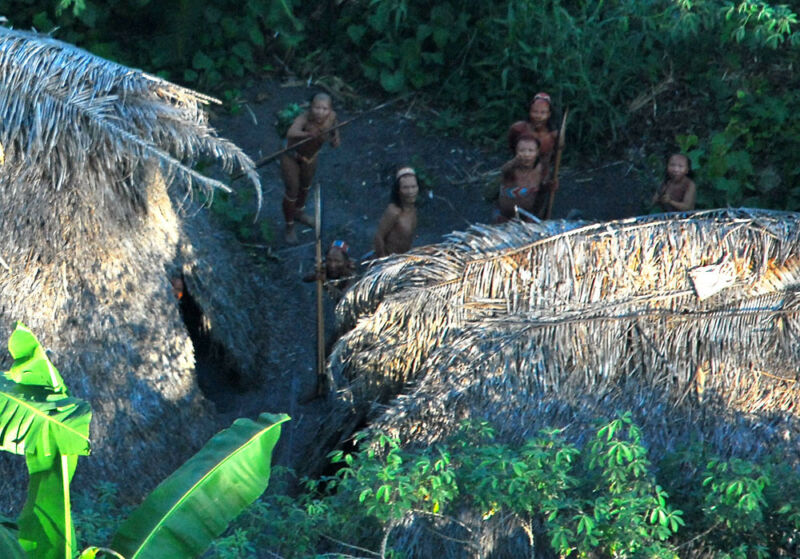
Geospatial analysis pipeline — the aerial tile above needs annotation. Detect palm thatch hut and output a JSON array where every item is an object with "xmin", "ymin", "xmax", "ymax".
[
  {"xmin": 328, "ymin": 209, "xmax": 800, "ymax": 557},
  {"xmin": 0, "ymin": 27, "xmax": 268, "ymax": 506}
]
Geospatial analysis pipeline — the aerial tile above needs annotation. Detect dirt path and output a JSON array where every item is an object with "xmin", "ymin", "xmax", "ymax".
[{"xmin": 205, "ymin": 79, "xmax": 654, "ymax": 476}]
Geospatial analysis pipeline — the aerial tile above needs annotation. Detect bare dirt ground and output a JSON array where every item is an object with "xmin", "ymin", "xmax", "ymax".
[{"xmin": 203, "ymin": 78, "xmax": 655, "ymax": 477}]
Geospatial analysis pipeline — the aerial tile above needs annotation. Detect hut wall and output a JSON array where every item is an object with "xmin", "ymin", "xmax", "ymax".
[{"xmin": 0, "ymin": 167, "xmax": 217, "ymax": 507}]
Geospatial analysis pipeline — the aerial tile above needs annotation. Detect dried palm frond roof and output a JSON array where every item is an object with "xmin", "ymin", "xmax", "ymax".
[
  {"xmin": 0, "ymin": 26, "xmax": 260, "ymax": 259},
  {"xmin": 0, "ymin": 27, "xmax": 265, "ymax": 504},
  {"xmin": 336, "ymin": 220, "xmax": 583, "ymax": 331},
  {"xmin": 328, "ymin": 209, "xmax": 800, "ymax": 559},
  {"xmin": 330, "ymin": 209, "xmax": 800, "ymax": 460}
]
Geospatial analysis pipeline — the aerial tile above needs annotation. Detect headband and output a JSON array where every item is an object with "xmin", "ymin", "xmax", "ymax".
[
  {"xmin": 330, "ymin": 239, "xmax": 349, "ymax": 255},
  {"xmin": 531, "ymin": 92, "xmax": 551, "ymax": 105},
  {"xmin": 396, "ymin": 166, "xmax": 416, "ymax": 180}
]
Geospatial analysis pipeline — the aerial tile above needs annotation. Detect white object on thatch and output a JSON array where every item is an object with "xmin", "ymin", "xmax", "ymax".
[
  {"xmin": 688, "ymin": 259, "xmax": 737, "ymax": 299},
  {"xmin": 323, "ymin": 208, "xmax": 800, "ymax": 557}
]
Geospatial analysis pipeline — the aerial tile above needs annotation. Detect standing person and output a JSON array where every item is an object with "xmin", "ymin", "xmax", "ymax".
[
  {"xmin": 373, "ymin": 166, "xmax": 419, "ymax": 257},
  {"xmin": 495, "ymin": 135, "xmax": 544, "ymax": 222},
  {"xmin": 507, "ymin": 92, "xmax": 559, "ymax": 193},
  {"xmin": 652, "ymin": 153, "xmax": 697, "ymax": 212},
  {"xmin": 281, "ymin": 92, "xmax": 341, "ymax": 243}
]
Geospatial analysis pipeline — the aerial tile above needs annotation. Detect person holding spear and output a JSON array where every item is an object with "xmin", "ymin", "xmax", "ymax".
[{"xmin": 281, "ymin": 92, "xmax": 340, "ymax": 244}]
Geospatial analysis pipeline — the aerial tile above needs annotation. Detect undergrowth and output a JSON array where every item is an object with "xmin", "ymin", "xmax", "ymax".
[
  {"xmin": 202, "ymin": 412, "xmax": 799, "ymax": 558},
  {"xmin": 6, "ymin": 1, "xmax": 800, "ymax": 211}
]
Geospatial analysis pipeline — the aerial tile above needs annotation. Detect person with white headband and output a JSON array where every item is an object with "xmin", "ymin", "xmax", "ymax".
[{"xmin": 373, "ymin": 166, "xmax": 419, "ymax": 257}]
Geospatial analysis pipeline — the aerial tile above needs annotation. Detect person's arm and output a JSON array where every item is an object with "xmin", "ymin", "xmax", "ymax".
[
  {"xmin": 302, "ymin": 264, "xmax": 325, "ymax": 283},
  {"xmin": 286, "ymin": 113, "xmax": 312, "ymax": 142},
  {"xmin": 652, "ymin": 180, "xmax": 667, "ymax": 206},
  {"xmin": 500, "ymin": 160, "xmax": 515, "ymax": 188},
  {"xmin": 666, "ymin": 179, "xmax": 697, "ymax": 211},
  {"xmin": 373, "ymin": 204, "xmax": 401, "ymax": 257}
]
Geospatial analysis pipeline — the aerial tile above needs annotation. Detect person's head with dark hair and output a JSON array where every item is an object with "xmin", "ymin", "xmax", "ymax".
[
  {"xmin": 326, "ymin": 239, "xmax": 351, "ymax": 279},
  {"xmin": 527, "ymin": 91, "xmax": 555, "ymax": 131},
  {"xmin": 664, "ymin": 153, "xmax": 693, "ymax": 182},
  {"xmin": 392, "ymin": 166, "xmax": 418, "ymax": 207},
  {"xmin": 514, "ymin": 134, "xmax": 541, "ymax": 168}
]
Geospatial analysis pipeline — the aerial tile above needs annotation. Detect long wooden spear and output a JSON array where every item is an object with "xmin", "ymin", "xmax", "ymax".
[
  {"xmin": 545, "ymin": 108, "xmax": 569, "ymax": 220},
  {"xmin": 314, "ymin": 182, "xmax": 327, "ymax": 396},
  {"xmin": 230, "ymin": 94, "xmax": 410, "ymax": 181}
]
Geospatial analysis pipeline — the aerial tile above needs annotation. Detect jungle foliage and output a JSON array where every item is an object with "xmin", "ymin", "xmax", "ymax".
[
  {"xmin": 5, "ymin": 1, "xmax": 800, "ymax": 210},
  {"xmin": 190, "ymin": 414, "xmax": 799, "ymax": 558},
  {"xmin": 0, "ymin": 323, "xmax": 288, "ymax": 559}
]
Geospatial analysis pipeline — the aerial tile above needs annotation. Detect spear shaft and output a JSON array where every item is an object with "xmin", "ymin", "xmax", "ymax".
[
  {"xmin": 545, "ymin": 108, "xmax": 569, "ymax": 220},
  {"xmin": 314, "ymin": 183, "xmax": 327, "ymax": 396},
  {"xmin": 230, "ymin": 95, "xmax": 409, "ymax": 181}
]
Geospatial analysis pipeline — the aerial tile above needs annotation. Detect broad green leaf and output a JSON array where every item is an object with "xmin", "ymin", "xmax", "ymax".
[
  {"xmin": 0, "ymin": 520, "xmax": 25, "ymax": 559},
  {"xmin": 111, "ymin": 413, "xmax": 289, "ymax": 559},
  {"xmin": 380, "ymin": 69, "xmax": 405, "ymax": 93},
  {"xmin": 18, "ymin": 453, "xmax": 79, "ymax": 559},
  {"xmin": 0, "ymin": 377, "xmax": 91, "ymax": 457},
  {"xmin": 192, "ymin": 51, "xmax": 215, "ymax": 71},
  {"xmin": 347, "ymin": 24, "xmax": 367, "ymax": 44},
  {"xmin": 6, "ymin": 323, "xmax": 65, "ymax": 391}
]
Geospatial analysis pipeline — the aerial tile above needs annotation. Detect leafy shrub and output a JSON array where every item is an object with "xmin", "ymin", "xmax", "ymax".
[
  {"xmin": 9, "ymin": 1, "xmax": 800, "ymax": 209},
  {"xmin": 6, "ymin": 0, "xmax": 303, "ymax": 90},
  {"xmin": 0, "ymin": 322, "xmax": 288, "ymax": 559},
  {"xmin": 218, "ymin": 411, "xmax": 798, "ymax": 558}
]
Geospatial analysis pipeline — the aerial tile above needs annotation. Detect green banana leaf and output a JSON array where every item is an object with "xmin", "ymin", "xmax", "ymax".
[
  {"xmin": 0, "ymin": 376, "xmax": 92, "ymax": 457},
  {"xmin": 0, "ymin": 515, "xmax": 25, "ymax": 559},
  {"xmin": 18, "ymin": 453, "xmax": 79, "ymax": 559},
  {"xmin": 111, "ymin": 412, "xmax": 290, "ymax": 559},
  {"xmin": 5, "ymin": 322, "xmax": 66, "ymax": 391},
  {"xmin": 0, "ymin": 323, "xmax": 91, "ymax": 559}
]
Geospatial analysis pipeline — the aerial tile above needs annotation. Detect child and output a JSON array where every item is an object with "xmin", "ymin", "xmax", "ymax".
[
  {"xmin": 495, "ymin": 135, "xmax": 545, "ymax": 222},
  {"xmin": 303, "ymin": 240, "xmax": 357, "ymax": 300},
  {"xmin": 652, "ymin": 153, "xmax": 697, "ymax": 212},
  {"xmin": 281, "ymin": 92, "xmax": 341, "ymax": 243},
  {"xmin": 507, "ymin": 92, "xmax": 559, "ymax": 193},
  {"xmin": 373, "ymin": 166, "xmax": 419, "ymax": 257}
]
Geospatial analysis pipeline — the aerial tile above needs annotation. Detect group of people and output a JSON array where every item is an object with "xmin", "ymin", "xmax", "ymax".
[
  {"xmin": 279, "ymin": 91, "xmax": 697, "ymax": 299},
  {"xmin": 279, "ymin": 92, "xmax": 420, "ymax": 297}
]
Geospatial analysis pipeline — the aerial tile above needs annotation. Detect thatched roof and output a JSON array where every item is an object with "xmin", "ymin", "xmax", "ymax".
[
  {"xmin": 0, "ymin": 26, "xmax": 264, "ymax": 506},
  {"xmin": 326, "ymin": 209, "xmax": 800, "ymax": 557},
  {"xmin": 331, "ymin": 208, "xmax": 800, "ymax": 456}
]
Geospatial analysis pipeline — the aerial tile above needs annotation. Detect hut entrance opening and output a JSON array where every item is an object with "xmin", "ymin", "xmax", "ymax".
[{"xmin": 171, "ymin": 274, "xmax": 245, "ymax": 411}]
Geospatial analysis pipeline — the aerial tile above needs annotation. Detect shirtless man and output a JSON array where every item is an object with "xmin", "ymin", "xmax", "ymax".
[
  {"xmin": 373, "ymin": 166, "xmax": 419, "ymax": 257},
  {"xmin": 281, "ymin": 92, "xmax": 341, "ymax": 243}
]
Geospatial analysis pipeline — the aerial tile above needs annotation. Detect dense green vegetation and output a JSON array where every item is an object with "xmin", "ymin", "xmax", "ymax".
[
  {"xmin": 0, "ymin": 323, "xmax": 288, "ymax": 559},
  {"xmin": 4, "ymin": 4, "xmax": 800, "ymax": 556},
  {"xmin": 6, "ymin": 0, "xmax": 800, "ymax": 210},
  {"xmin": 72, "ymin": 414, "xmax": 800, "ymax": 558}
]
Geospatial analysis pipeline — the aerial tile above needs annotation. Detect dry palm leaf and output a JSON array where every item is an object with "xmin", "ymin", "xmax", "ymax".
[
  {"xmin": 331, "ymin": 209, "xmax": 800, "ymax": 459},
  {"xmin": 0, "ymin": 26, "xmax": 260, "ymax": 216}
]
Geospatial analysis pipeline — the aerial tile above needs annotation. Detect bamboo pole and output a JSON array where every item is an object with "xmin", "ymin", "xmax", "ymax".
[
  {"xmin": 315, "ymin": 183, "xmax": 327, "ymax": 396},
  {"xmin": 545, "ymin": 108, "xmax": 569, "ymax": 220}
]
